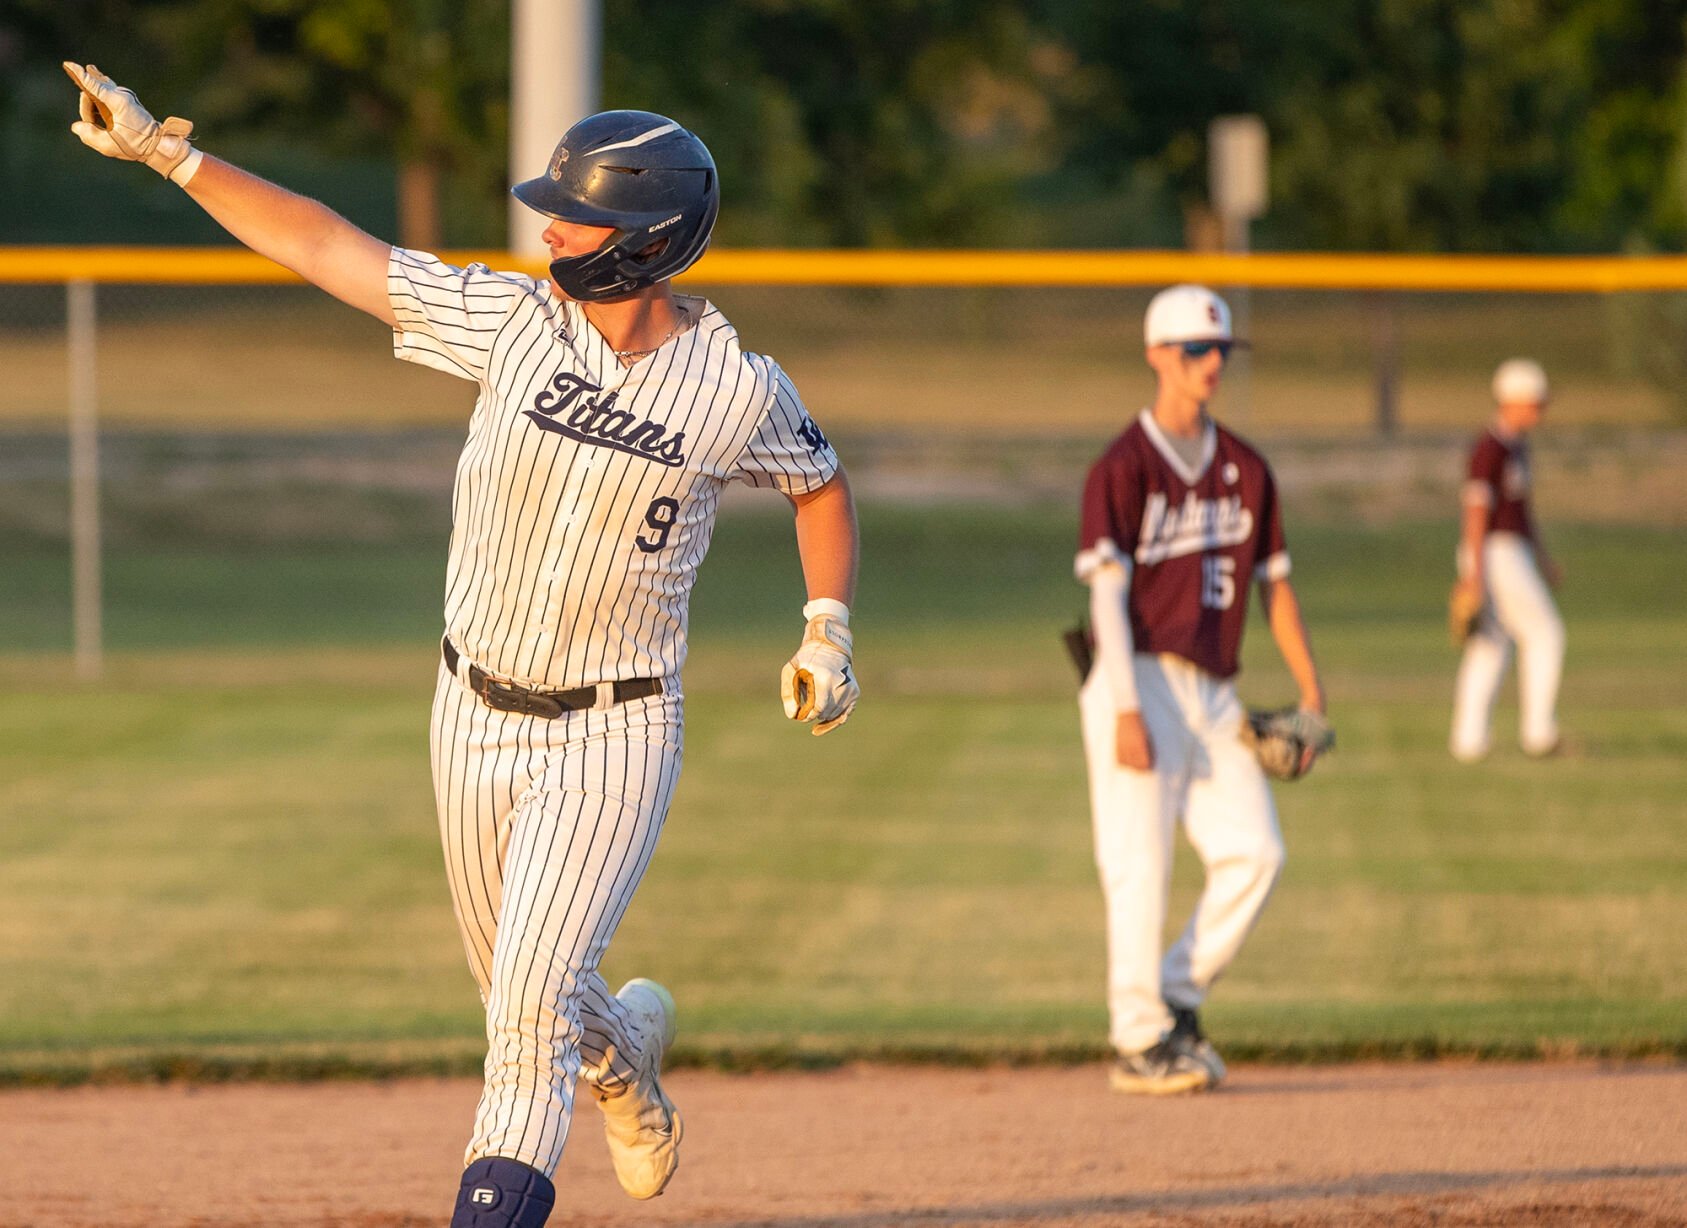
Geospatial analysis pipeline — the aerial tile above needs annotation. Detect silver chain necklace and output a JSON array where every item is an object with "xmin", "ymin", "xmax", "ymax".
[{"xmin": 607, "ymin": 305, "xmax": 691, "ymax": 365}]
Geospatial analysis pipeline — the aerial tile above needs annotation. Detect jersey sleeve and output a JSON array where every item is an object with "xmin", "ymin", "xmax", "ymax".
[
  {"xmin": 388, "ymin": 247, "xmax": 538, "ymax": 384},
  {"xmin": 730, "ymin": 363, "xmax": 840, "ymax": 494},
  {"xmin": 1252, "ymin": 463, "xmax": 1292, "ymax": 581},
  {"xmin": 1463, "ymin": 434, "xmax": 1502, "ymax": 510},
  {"xmin": 1075, "ymin": 448, "xmax": 1141, "ymax": 584}
]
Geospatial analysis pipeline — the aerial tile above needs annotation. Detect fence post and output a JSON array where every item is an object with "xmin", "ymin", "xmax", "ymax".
[
  {"xmin": 1371, "ymin": 291, "xmax": 1400, "ymax": 437},
  {"xmin": 67, "ymin": 279, "xmax": 102, "ymax": 681}
]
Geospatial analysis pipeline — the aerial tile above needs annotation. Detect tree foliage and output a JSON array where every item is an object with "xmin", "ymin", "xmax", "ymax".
[
  {"xmin": 2, "ymin": 0, "xmax": 1684, "ymax": 251},
  {"xmin": 138, "ymin": 0, "xmax": 511, "ymax": 247},
  {"xmin": 601, "ymin": 0, "xmax": 1066, "ymax": 246}
]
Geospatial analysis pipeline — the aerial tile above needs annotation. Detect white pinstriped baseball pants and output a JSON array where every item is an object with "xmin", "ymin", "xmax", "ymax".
[
  {"xmin": 431, "ymin": 662, "xmax": 683, "ymax": 1175},
  {"xmin": 1079, "ymin": 653, "xmax": 1286, "ymax": 1056}
]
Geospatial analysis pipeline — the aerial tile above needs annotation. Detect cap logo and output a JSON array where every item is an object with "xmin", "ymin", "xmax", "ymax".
[
  {"xmin": 649, "ymin": 214, "xmax": 682, "ymax": 233},
  {"xmin": 547, "ymin": 145, "xmax": 570, "ymax": 180},
  {"xmin": 1207, "ymin": 304, "xmax": 1221, "ymax": 324}
]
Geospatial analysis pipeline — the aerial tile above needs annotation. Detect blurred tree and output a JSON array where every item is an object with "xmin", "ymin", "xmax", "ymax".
[
  {"xmin": 1026, "ymin": 0, "xmax": 1318, "ymax": 247},
  {"xmin": 1550, "ymin": 0, "xmax": 1687, "ymax": 249},
  {"xmin": 1263, "ymin": 0, "xmax": 1687, "ymax": 251},
  {"xmin": 603, "ymin": 0, "xmax": 1066, "ymax": 246},
  {"xmin": 3, "ymin": 0, "xmax": 1685, "ymax": 252},
  {"xmin": 140, "ymin": 0, "xmax": 509, "ymax": 248},
  {"xmin": 1035, "ymin": 0, "xmax": 1687, "ymax": 253},
  {"xmin": 0, "ymin": 0, "xmax": 270, "ymax": 243}
]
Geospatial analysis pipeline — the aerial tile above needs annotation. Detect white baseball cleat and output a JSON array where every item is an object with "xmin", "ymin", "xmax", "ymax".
[{"xmin": 594, "ymin": 978, "xmax": 683, "ymax": 1200}]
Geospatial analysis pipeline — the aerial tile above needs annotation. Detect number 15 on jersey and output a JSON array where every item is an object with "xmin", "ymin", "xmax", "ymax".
[{"xmin": 1201, "ymin": 555, "xmax": 1236, "ymax": 610}]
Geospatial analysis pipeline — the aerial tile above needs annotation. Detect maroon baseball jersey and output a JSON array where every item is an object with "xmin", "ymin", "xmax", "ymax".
[
  {"xmin": 1462, "ymin": 427, "xmax": 1535, "ymax": 541},
  {"xmin": 1076, "ymin": 410, "xmax": 1290, "ymax": 680}
]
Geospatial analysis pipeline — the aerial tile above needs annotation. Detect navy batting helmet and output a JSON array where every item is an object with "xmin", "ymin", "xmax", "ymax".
[{"xmin": 511, "ymin": 110, "xmax": 719, "ymax": 302}]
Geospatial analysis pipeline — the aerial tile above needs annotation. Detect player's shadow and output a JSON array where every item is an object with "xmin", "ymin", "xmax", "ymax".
[
  {"xmin": 1191, "ymin": 1063, "xmax": 1687, "ymax": 1098},
  {"xmin": 705, "ymin": 1163, "xmax": 1687, "ymax": 1227}
]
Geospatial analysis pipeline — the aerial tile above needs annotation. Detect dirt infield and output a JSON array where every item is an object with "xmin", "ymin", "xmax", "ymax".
[{"xmin": 3, "ymin": 1062, "xmax": 1683, "ymax": 1227}]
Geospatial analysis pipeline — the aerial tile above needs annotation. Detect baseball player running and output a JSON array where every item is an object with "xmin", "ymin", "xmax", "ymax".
[
  {"xmin": 1450, "ymin": 358, "xmax": 1564, "ymax": 761},
  {"xmin": 1075, "ymin": 285, "xmax": 1326, "ymax": 1094},
  {"xmin": 65, "ymin": 64, "xmax": 861, "ymax": 1226}
]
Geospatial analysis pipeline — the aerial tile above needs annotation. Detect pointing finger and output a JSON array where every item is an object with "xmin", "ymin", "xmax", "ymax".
[{"xmin": 64, "ymin": 62, "xmax": 115, "ymax": 128}]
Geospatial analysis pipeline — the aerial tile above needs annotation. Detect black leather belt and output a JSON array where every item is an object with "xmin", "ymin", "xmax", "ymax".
[{"xmin": 442, "ymin": 637, "xmax": 661, "ymax": 719}]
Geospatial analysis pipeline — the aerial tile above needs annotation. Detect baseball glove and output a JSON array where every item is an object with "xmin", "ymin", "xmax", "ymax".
[
  {"xmin": 1061, "ymin": 619, "xmax": 1094, "ymax": 682},
  {"xmin": 1447, "ymin": 582, "xmax": 1484, "ymax": 647},
  {"xmin": 1241, "ymin": 707, "xmax": 1335, "ymax": 782}
]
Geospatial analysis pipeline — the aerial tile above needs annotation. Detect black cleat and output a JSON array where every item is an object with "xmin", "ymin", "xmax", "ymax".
[
  {"xmin": 1108, "ymin": 1033, "xmax": 1215, "ymax": 1095},
  {"xmin": 1166, "ymin": 1003, "xmax": 1228, "ymax": 1085}
]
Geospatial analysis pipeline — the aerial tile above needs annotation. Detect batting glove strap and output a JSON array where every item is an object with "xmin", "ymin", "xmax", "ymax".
[
  {"xmin": 781, "ymin": 614, "xmax": 859, "ymax": 735},
  {"xmin": 64, "ymin": 62, "xmax": 201, "ymax": 184}
]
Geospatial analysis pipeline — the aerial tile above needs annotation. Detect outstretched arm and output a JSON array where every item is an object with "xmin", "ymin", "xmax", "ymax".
[
  {"xmin": 1258, "ymin": 576, "xmax": 1325, "ymax": 715},
  {"xmin": 64, "ymin": 62, "xmax": 394, "ymax": 326},
  {"xmin": 181, "ymin": 158, "xmax": 396, "ymax": 326}
]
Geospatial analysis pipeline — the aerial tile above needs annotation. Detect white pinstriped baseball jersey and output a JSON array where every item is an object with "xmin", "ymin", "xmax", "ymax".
[{"xmin": 389, "ymin": 247, "xmax": 839, "ymax": 689}]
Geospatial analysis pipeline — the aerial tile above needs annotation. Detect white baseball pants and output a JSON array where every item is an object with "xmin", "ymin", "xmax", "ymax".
[
  {"xmin": 1451, "ymin": 532, "xmax": 1564, "ymax": 760},
  {"xmin": 431, "ymin": 663, "xmax": 683, "ymax": 1175},
  {"xmin": 1079, "ymin": 653, "xmax": 1285, "ymax": 1056}
]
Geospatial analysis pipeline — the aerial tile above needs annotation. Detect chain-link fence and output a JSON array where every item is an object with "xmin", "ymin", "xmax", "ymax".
[
  {"xmin": 5, "ymin": 255, "xmax": 1687, "ymax": 663},
  {"xmin": 5, "ymin": 277, "xmax": 1682, "ymax": 434}
]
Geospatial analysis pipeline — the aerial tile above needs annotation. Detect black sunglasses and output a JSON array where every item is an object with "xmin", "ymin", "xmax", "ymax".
[{"xmin": 1179, "ymin": 340, "xmax": 1234, "ymax": 359}]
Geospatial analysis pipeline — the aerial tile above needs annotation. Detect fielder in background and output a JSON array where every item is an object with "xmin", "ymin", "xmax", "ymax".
[
  {"xmin": 1075, "ymin": 285, "xmax": 1326, "ymax": 1095},
  {"xmin": 1449, "ymin": 359, "xmax": 1564, "ymax": 762},
  {"xmin": 65, "ymin": 63, "xmax": 861, "ymax": 1228}
]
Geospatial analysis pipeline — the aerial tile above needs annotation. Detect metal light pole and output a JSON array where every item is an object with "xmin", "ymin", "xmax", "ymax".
[
  {"xmin": 1209, "ymin": 115, "xmax": 1269, "ymax": 425},
  {"xmin": 508, "ymin": 0, "xmax": 600, "ymax": 258},
  {"xmin": 67, "ymin": 280, "xmax": 102, "ymax": 681}
]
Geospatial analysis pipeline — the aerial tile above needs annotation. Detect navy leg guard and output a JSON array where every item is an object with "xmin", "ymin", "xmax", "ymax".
[{"xmin": 451, "ymin": 1156, "xmax": 556, "ymax": 1228}]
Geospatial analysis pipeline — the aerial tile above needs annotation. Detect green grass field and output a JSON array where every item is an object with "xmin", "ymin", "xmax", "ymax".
[{"xmin": 1, "ymin": 505, "xmax": 1684, "ymax": 1082}]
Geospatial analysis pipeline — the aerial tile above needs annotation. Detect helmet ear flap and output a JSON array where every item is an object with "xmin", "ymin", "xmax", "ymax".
[
  {"xmin": 549, "ymin": 208, "xmax": 714, "ymax": 302},
  {"xmin": 631, "ymin": 235, "xmax": 672, "ymax": 265}
]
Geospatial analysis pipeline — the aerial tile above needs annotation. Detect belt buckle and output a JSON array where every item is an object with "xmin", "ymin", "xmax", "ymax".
[
  {"xmin": 478, "ymin": 678, "xmax": 523, "ymax": 714},
  {"xmin": 480, "ymin": 679, "xmax": 560, "ymax": 719}
]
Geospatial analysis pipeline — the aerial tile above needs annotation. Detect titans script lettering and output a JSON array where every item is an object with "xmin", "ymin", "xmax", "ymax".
[{"xmin": 524, "ymin": 372, "xmax": 689, "ymax": 467}]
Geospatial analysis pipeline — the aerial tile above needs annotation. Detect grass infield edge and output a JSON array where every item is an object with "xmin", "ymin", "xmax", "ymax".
[{"xmin": 2, "ymin": 1037, "xmax": 1684, "ymax": 1088}]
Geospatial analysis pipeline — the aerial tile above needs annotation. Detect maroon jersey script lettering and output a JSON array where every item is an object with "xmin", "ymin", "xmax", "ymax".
[{"xmin": 1077, "ymin": 410, "xmax": 1289, "ymax": 680}]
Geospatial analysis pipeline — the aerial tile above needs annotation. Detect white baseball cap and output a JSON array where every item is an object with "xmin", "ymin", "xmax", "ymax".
[
  {"xmin": 1144, "ymin": 284, "xmax": 1236, "ymax": 346},
  {"xmin": 1492, "ymin": 358, "xmax": 1549, "ymax": 405}
]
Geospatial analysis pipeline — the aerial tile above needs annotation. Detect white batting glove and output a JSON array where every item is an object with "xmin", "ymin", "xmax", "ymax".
[
  {"xmin": 780, "ymin": 598, "xmax": 859, "ymax": 736},
  {"xmin": 63, "ymin": 62, "xmax": 203, "ymax": 185}
]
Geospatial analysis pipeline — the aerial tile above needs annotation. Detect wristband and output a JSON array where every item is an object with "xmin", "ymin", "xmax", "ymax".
[
  {"xmin": 169, "ymin": 146, "xmax": 204, "ymax": 186},
  {"xmin": 802, "ymin": 597, "xmax": 850, "ymax": 626}
]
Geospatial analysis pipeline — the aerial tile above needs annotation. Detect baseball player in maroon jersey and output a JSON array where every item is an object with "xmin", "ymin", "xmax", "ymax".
[
  {"xmin": 65, "ymin": 64, "xmax": 861, "ymax": 1226},
  {"xmin": 1075, "ymin": 285, "xmax": 1326, "ymax": 1094},
  {"xmin": 1450, "ymin": 358, "xmax": 1564, "ymax": 761}
]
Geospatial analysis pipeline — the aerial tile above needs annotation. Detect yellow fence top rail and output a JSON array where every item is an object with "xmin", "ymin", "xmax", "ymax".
[{"xmin": 7, "ymin": 245, "xmax": 1687, "ymax": 292}]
